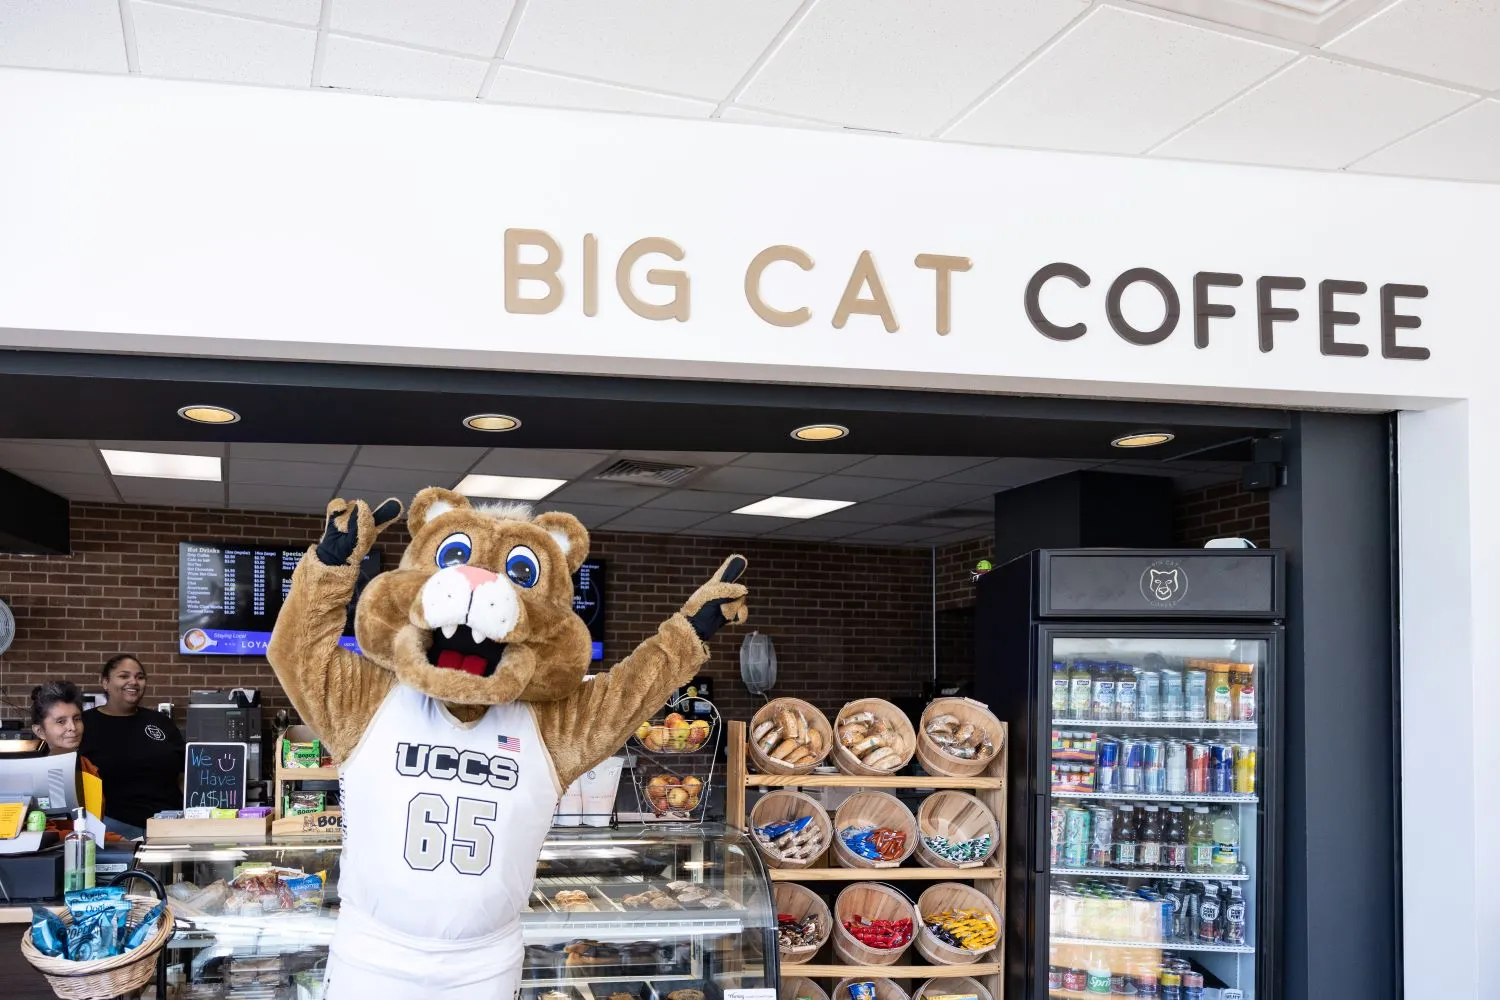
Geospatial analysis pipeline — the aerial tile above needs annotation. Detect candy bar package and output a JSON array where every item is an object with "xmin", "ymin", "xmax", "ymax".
[
  {"xmin": 282, "ymin": 740, "xmax": 324, "ymax": 768},
  {"xmin": 283, "ymin": 789, "xmax": 327, "ymax": 815},
  {"xmin": 29, "ymin": 906, "xmax": 68, "ymax": 958}
]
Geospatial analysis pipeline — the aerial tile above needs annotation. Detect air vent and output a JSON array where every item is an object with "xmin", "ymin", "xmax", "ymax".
[
  {"xmin": 594, "ymin": 458, "xmax": 700, "ymax": 488},
  {"xmin": 1130, "ymin": 0, "xmax": 1385, "ymax": 45}
]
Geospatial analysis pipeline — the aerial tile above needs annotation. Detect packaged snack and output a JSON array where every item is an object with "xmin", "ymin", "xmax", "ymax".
[
  {"xmin": 846, "ymin": 982, "xmax": 877, "ymax": 1000},
  {"xmin": 285, "ymin": 873, "xmax": 325, "ymax": 911},
  {"xmin": 238, "ymin": 806, "xmax": 273, "ymax": 818},
  {"xmin": 282, "ymin": 740, "xmax": 324, "ymax": 768},
  {"xmin": 29, "ymin": 906, "xmax": 67, "ymax": 958},
  {"xmin": 210, "ymin": 808, "xmax": 238, "ymax": 819},
  {"xmin": 283, "ymin": 790, "xmax": 326, "ymax": 816},
  {"xmin": 184, "ymin": 806, "xmax": 214, "ymax": 819},
  {"xmin": 66, "ymin": 908, "xmax": 121, "ymax": 961},
  {"xmin": 124, "ymin": 901, "xmax": 166, "ymax": 950}
]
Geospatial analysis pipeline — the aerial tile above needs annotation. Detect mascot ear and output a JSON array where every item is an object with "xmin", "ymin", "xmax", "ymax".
[
  {"xmin": 534, "ymin": 511, "xmax": 589, "ymax": 575},
  {"xmin": 408, "ymin": 487, "xmax": 471, "ymax": 535}
]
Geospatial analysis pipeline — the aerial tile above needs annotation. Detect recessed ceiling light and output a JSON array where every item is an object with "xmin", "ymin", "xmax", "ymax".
[
  {"xmin": 1111, "ymin": 431, "xmax": 1176, "ymax": 449},
  {"xmin": 791, "ymin": 423, "xmax": 849, "ymax": 442},
  {"xmin": 454, "ymin": 474, "xmax": 565, "ymax": 501},
  {"xmin": 734, "ymin": 496, "xmax": 856, "ymax": 519},
  {"xmin": 463, "ymin": 413, "xmax": 521, "ymax": 432},
  {"xmin": 177, "ymin": 404, "xmax": 240, "ymax": 425},
  {"xmin": 101, "ymin": 449, "xmax": 221, "ymax": 482}
]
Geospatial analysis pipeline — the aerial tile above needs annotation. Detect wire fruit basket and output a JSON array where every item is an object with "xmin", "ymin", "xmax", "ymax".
[{"xmin": 631, "ymin": 695, "xmax": 721, "ymax": 822}]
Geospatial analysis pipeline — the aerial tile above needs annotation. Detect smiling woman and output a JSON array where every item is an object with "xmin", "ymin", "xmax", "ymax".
[{"xmin": 78, "ymin": 653, "xmax": 185, "ymax": 838}]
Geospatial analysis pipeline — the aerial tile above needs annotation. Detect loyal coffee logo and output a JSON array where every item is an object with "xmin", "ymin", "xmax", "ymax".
[{"xmin": 1140, "ymin": 561, "xmax": 1189, "ymax": 607}]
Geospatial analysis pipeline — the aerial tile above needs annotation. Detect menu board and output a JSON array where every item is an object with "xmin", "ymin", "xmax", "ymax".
[
  {"xmin": 573, "ymin": 559, "xmax": 605, "ymax": 661},
  {"xmin": 178, "ymin": 543, "xmax": 379, "ymax": 656}
]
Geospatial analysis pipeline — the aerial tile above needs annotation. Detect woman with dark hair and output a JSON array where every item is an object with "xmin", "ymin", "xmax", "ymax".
[
  {"xmin": 79, "ymin": 654, "xmax": 184, "ymax": 839},
  {"xmin": 29, "ymin": 681, "xmax": 125, "ymax": 841}
]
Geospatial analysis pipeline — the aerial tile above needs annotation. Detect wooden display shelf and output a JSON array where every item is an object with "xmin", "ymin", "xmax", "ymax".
[
  {"xmin": 274, "ymin": 727, "xmax": 339, "ymax": 818},
  {"xmin": 768, "ymin": 866, "xmax": 1002, "ymax": 882},
  {"xmin": 745, "ymin": 773, "xmax": 1003, "ymax": 790},
  {"xmin": 275, "ymin": 765, "xmax": 338, "ymax": 781},
  {"xmin": 782, "ymin": 962, "xmax": 1003, "ymax": 979}
]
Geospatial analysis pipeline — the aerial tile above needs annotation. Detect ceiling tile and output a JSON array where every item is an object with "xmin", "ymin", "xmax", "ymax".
[
  {"xmin": 846, "ymin": 525, "xmax": 944, "ymax": 545},
  {"xmin": 470, "ymin": 448, "xmax": 609, "ymax": 479},
  {"xmin": 352, "ymin": 445, "xmax": 486, "ymax": 473},
  {"xmin": 819, "ymin": 502, "xmax": 933, "ymax": 525},
  {"xmin": 95, "ymin": 440, "xmax": 225, "ymax": 456},
  {"xmin": 321, "ymin": 34, "xmax": 489, "ymax": 98},
  {"xmin": 535, "ymin": 502, "xmax": 624, "ymax": 528},
  {"xmin": 186, "ymin": 0, "xmax": 322, "ymax": 25},
  {"xmin": 329, "ymin": 0, "xmax": 516, "ymax": 58},
  {"xmin": 1324, "ymin": 0, "xmax": 1500, "ymax": 91},
  {"xmin": 1154, "ymin": 56, "xmax": 1472, "ymax": 169},
  {"xmin": 792, "ymin": 475, "xmax": 913, "ymax": 502},
  {"xmin": 227, "ymin": 458, "xmax": 345, "ymax": 488},
  {"xmin": 686, "ymin": 466, "xmax": 820, "ymax": 495},
  {"xmin": 731, "ymin": 453, "xmax": 871, "ymax": 474},
  {"xmin": 598, "ymin": 508, "xmax": 714, "ymax": 531},
  {"xmin": 640, "ymin": 490, "xmax": 761, "ymax": 513},
  {"xmin": 946, "ymin": 6, "xmax": 1295, "ymax": 154},
  {"xmin": 228, "ymin": 483, "xmax": 334, "ymax": 509},
  {"xmin": 941, "ymin": 458, "xmax": 1093, "ymax": 487},
  {"xmin": 716, "ymin": 107, "xmax": 836, "ymax": 130},
  {"xmin": 0, "ymin": 442, "xmax": 105, "ymax": 474},
  {"xmin": 339, "ymin": 466, "xmax": 455, "ymax": 495},
  {"xmin": 115, "ymin": 478, "xmax": 225, "ymax": 505},
  {"xmin": 838, "ymin": 456, "xmax": 992, "ymax": 480},
  {"xmin": 1352, "ymin": 99, "xmax": 1500, "ymax": 183},
  {"xmin": 874, "ymin": 481, "xmax": 1000, "ymax": 507},
  {"xmin": 9, "ymin": 469, "xmax": 116, "ymax": 497},
  {"xmin": 507, "ymin": 0, "xmax": 802, "ymax": 99},
  {"xmin": 132, "ymin": 2, "xmax": 317, "ymax": 87},
  {"xmin": 229, "ymin": 443, "xmax": 359, "ymax": 463},
  {"xmin": 548, "ymin": 480, "xmax": 664, "ymax": 507},
  {"xmin": 486, "ymin": 65, "xmax": 715, "ymax": 117},
  {"xmin": 687, "ymin": 513, "xmax": 778, "ymax": 536},
  {"xmin": 0, "ymin": 0, "xmax": 127, "ymax": 72},
  {"xmin": 738, "ymin": 0, "xmax": 1091, "ymax": 134},
  {"xmin": 619, "ymin": 451, "xmax": 744, "ymax": 467}
]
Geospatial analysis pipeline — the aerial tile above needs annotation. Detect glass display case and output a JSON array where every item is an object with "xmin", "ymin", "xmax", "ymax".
[{"xmin": 134, "ymin": 824, "xmax": 775, "ymax": 1000}]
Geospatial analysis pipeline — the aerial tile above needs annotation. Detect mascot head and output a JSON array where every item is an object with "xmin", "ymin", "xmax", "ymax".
[{"xmin": 353, "ymin": 487, "xmax": 591, "ymax": 705}]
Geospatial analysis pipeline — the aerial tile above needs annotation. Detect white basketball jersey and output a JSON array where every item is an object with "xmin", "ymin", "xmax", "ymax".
[{"xmin": 337, "ymin": 685, "xmax": 560, "ymax": 940}]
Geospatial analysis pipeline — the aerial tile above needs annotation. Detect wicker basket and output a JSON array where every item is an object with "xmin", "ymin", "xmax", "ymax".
[
  {"xmin": 832, "ymin": 791, "xmax": 918, "ymax": 869},
  {"xmin": 831, "ymin": 882, "xmax": 919, "ymax": 966},
  {"xmin": 784, "ymin": 977, "xmax": 832, "ymax": 1000},
  {"xmin": 750, "ymin": 789, "xmax": 832, "ymax": 869},
  {"xmin": 749, "ymin": 698, "xmax": 834, "ymax": 775},
  {"xmin": 917, "ymin": 698, "xmax": 1004, "ymax": 778},
  {"xmin": 915, "ymin": 976, "xmax": 995, "ymax": 1000},
  {"xmin": 19, "ymin": 894, "xmax": 173, "ymax": 999},
  {"xmin": 915, "ymin": 882, "xmax": 1002, "ymax": 965},
  {"xmin": 915, "ymin": 790, "xmax": 1000, "ymax": 869},
  {"xmin": 831, "ymin": 698, "xmax": 916, "ymax": 776},
  {"xmin": 833, "ymin": 978, "xmax": 911, "ymax": 1000},
  {"xmin": 774, "ymin": 881, "xmax": 833, "ymax": 963}
]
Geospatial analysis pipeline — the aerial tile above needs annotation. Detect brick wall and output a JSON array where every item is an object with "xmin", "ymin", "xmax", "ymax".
[
  {"xmin": 0, "ymin": 503, "xmax": 930, "ymax": 729},
  {"xmin": 1173, "ymin": 481, "xmax": 1272, "ymax": 549}
]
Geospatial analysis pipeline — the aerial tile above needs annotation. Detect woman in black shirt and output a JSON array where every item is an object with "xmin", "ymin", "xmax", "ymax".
[{"xmin": 79, "ymin": 654, "xmax": 184, "ymax": 839}]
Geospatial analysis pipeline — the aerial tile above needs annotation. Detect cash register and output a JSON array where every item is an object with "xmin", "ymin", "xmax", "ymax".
[{"xmin": 0, "ymin": 753, "xmax": 135, "ymax": 900}]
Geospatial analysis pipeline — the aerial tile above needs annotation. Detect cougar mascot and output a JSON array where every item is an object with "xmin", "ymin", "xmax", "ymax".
[{"xmin": 267, "ymin": 488, "xmax": 748, "ymax": 998}]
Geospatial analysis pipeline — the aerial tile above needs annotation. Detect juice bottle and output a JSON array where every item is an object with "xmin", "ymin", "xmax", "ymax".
[
  {"xmin": 1115, "ymin": 664, "xmax": 1138, "ymax": 721},
  {"xmin": 1233, "ymin": 662, "xmax": 1257, "ymax": 721},
  {"xmin": 1187, "ymin": 806, "xmax": 1214, "ymax": 873},
  {"xmin": 1052, "ymin": 661, "xmax": 1071, "ymax": 716},
  {"xmin": 1070, "ymin": 660, "xmax": 1094, "ymax": 719},
  {"xmin": 1211, "ymin": 808, "xmax": 1241, "ymax": 872},
  {"xmin": 1207, "ymin": 661, "xmax": 1232, "ymax": 722},
  {"xmin": 1164, "ymin": 806, "xmax": 1189, "ymax": 872},
  {"xmin": 1091, "ymin": 662, "xmax": 1116, "ymax": 721},
  {"xmin": 1137, "ymin": 805, "xmax": 1163, "ymax": 870}
]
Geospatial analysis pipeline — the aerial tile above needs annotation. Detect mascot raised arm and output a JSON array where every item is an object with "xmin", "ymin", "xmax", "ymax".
[{"xmin": 267, "ymin": 487, "xmax": 748, "ymax": 999}]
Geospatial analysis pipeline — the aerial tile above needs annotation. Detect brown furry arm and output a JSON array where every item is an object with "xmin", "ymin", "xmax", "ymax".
[{"xmin": 267, "ymin": 546, "xmax": 394, "ymax": 763}]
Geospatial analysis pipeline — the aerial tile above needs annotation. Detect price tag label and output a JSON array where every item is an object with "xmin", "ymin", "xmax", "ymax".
[
  {"xmin": 1223, "ymin": 991, "xmax": 1245, "ymax": 1000},
  {"xmin": 725, "ymin": 990, "xmax": 777, "ymax": 1000}
]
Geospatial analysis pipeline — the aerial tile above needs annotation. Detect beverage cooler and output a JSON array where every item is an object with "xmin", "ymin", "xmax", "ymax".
[{"xmin": 975, "ymin": 549, "xmax": 1283, "ymax": 1000}]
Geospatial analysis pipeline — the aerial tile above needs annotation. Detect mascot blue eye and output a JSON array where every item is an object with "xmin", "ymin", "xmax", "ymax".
[
  {"xmin": 435, "ymin": 533, "xmax": 473, "ymax": 569},
  {"xmin": 506, "ymin": 546, "xmax": 540, "ymax": 588}
]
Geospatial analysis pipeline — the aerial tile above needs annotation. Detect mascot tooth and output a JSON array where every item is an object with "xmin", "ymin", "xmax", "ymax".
[{"xmin": 267, "ymin": 488, "xmax": 749, "ymax": 999}]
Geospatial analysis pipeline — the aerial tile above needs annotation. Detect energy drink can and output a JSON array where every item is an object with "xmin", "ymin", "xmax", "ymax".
[
  {"xmin": 1122, "ymin": 739, "xmax": 1144, "ymax": 793},
  {"xmin": 1160, "ymin": 970, "xmax": 1182, "ymax": 1000},
  {"xmin": 1137, "ymin": 669, "xmax": 1161, "ymax": 722},
  {"xmin": 1210, "ymin": 743, "xmax": 1234, "ymax": 794},
  {"xmin": 1234, "ymin": 745, "xmax": 1257, "ymax": 794},
  {"xmin": 1166, "ymin": 740, "xmax": 1189, "ymax": 794},
  {"xmin": 1161, "ymin": 667, "xmax": 1184, "ymax": 721},
  {"xmin": 1182, "ymin": 971, "xmax": 1204, "ymax": 1000},
  {"xmin": 1144, "ymin": 739, "xmax": 1167, "ymax": 794},
  {"xmin": 1049, "ymin": 967, "xmax": 1064, "ymax": 991},
  {"xmin": 1098, "ymin": 738, "xmax": 1121, "ymax": 792},
  {"xmin": 1050, "ymin": 804, "xmax": 1067, "ymax": 867},
  {"xmin": 1188, "ymin": 742, "xmax": 1211, "ymax": 794},
  {"xmin": 1063, "ymin": 806, "xmax": 1091, "ymax": 868}
]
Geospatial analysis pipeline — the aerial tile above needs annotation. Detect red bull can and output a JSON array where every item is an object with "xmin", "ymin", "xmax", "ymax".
[
  {"xmin": 1209, "ymin": 743, "xmax": 1234, "ymax": 794},
  {"xmin": 1097, "ymin": 738, "xmax": 1121, "ymax": 792},
  {"xmin": 1188, "ymin": 742, "xmax": 1211, "ymax": 794},
  {"xmin": 1121, "ymin": 739, "xmax": 1144, "ymax": 793},
  {"xmin": 1144, "ymin": 738, "xmax": 1167, "ymax": 794}
]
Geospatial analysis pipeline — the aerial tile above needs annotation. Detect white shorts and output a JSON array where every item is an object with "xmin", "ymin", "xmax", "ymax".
[{"xmin": 324, "ymin": 904, "xmax": 524, "ymax": 1000}]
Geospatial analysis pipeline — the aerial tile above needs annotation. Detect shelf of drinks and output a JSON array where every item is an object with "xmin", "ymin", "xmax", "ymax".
[
  {"xmin": 1052, "ymin": 791, "xmax": 1258, "ymax": 805},
  {"xmin": 768, "ymin": 866, "xmax": 1003, "ymax": 881},
  {"xmin": 1051, "ymin": 866, "xmax": 1249, "ymax": 882},
  {"xmin": 1051, "ymin": 935, "xmax": 1254, "ymax": 955},
  {"xmin": 781, "ymin": 961, "xmax": 1002, "ymax": 978},
  {"xmin": 1052, "ymin": 718, "xmax": 1257, "ymax": 731}
]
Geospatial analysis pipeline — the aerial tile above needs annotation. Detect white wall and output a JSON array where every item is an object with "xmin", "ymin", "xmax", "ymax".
[{"xmin": 0, "ymin": 68, "xmax": 1496, "ymax": 998}]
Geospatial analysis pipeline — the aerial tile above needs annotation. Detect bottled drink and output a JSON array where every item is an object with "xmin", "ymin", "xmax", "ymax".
[
  {"xmin": 1070, "ymin": 660, "xmax": 1094, "ymax": 718},
  {"xmin": 1162, "ymin": 879, "xmax": 1187, "ymax": 939},
  {"xmin": 1115, "ymin": 664, "xmax": 1138, "ymax": 721},
  {"xmin": 1187, "ymin": 807, "xmax": 1214, "ymax": 873},
  {"xmin": 1164, "ymin": 806, "xmax": 1189, "ymax": 872},
  {"xmin": 1086, "ymin": 952, "xmax": 1112, "ymax": 994},
  {"xmin": 1137, "ymin": 668, "xmax": 1161, "ymax": 721},
  {"xmin": 1196, "ymin": 884, "xmax": 1222, "ymax": 942},
  {"xmin": 1052, "ymin": 661, "xmax": 1071, "ymax": 716},
  {"xmin": 1185, "ymin": 663, "xmax": 1208, "ymax": 721},
  {"xmin": 1211, "ymin": 808, "xmax": 1241, "ymax": 872},
  {"xmin": 1222, "ymin": 884, "xmax": 1248, "ymax": 945},
  {"xmin": 1207, "ymin": 661, "xmax": 1232, "ymax": 722},
  {"xmin": 1112, "ymin": 805, "xmax": 1139, "ymax": 868},
  {"xmin": 1138, "ymin": 805, "xmax": 1163, "ymax": 870},
  {"xmin": 1091, "ymin": 662, "xmax": 1117, "ymax": 721},
  {"xmin": 1161, "ymin": 667, "xmax": 1184, "ymax": 721},
  {"xmin": 1233, "ymin": 662, "xmax": 1257, "ymax": 722},
  {"xmin": 1089, "ymin": 805, "xmax": 1115, "ymax": 869},
  {"xmin": 63, "ymin": 807, "xmax": 95, "ymax": 891}
]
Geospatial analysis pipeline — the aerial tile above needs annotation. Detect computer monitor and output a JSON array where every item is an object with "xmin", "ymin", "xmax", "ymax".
[{"xmin": 0, "ymin": 751, "xmax": 81, "ymax": 816}]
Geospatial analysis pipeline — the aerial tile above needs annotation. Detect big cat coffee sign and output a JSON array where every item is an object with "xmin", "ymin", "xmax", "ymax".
[{"xmin": 502, "ymin": 229, "xmax": 1431, "ymax": 361}]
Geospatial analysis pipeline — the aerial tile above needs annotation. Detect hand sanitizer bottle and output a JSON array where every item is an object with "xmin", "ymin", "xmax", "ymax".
[{"xmin": 63, "ymin": 807, "xmax": 95, "ymax": 891}]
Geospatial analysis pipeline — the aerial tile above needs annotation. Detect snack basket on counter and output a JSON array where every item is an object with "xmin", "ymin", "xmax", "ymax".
[
  {"xmin": 631, "ymin": 697, "xmax": 721, "ymax": 823},
  {"xmin": 20, "ymin": 869, "xmax": 173, "ymax": 1000}
]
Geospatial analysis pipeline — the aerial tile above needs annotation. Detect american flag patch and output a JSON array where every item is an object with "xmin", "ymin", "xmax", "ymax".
[{"xmin": 497, "ymin": 735, "xmax": 521, "ymax": 752}]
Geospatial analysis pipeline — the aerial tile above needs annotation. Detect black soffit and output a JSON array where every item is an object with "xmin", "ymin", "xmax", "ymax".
[{"xmin": 0, "ymin": 351, "xmax": 1286, "ymax": 461}]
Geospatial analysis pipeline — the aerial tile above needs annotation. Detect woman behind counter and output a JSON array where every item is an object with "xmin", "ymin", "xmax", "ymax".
[
  {"xmin": 29, "ymin": 681, "xmax": 125, "ymax": 842},
  {"xmin": 79, "ymin": 654, "xmax": 185, "ymax": 839}
]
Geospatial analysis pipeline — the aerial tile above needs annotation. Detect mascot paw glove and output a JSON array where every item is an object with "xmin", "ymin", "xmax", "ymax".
[
  {"xmin": 683, "ymin": 555, "xmax": 749, "ymax": 641},
  {"xmin": 314, "ymin": 497, "xmax": 404, "ymax": 567}
]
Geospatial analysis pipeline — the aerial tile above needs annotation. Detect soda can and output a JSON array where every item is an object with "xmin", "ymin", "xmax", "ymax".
[
  {"xmin": 1048, "ymin": 967, "xmax": 1064, "ymax": 991},
  {"xmin": 1144, "ymin": 739, "xmax": 1167, "ymax": 794},
  {"xmin": 1121, "ymin": 739, "xmax": 1144, "ymax": 793},
  {"xmin": 1188, "ymin": 743, "xmax": 1211, "ymax": 794},
  {"xmin": 1210, "ymin": 743, "xmax": 1234, "ymax": 794},
  {"xmin": 1166, "ymin": 740, "xmax": 1189, "ymax": 794},
  {"xmin": 1097, "ymin": 738, "xmax": 1121, "ymax": 792},
  {"xmin": 1050, "ymin": 804, "xmax": 1067, "ymax": 867},
  {"xmin": 1161, "ymin": 667, "xmax": 1184, "ymax": 721},
  {"xmin": 1089, "ymin": 805, "xmax": 1115, "ymax": 869},
  {"xmin": 1182, "ymin": 971, "xmax": 1205, "ymax": 1000},
  {"xmin": 1137, "ymin": 669, "xmax": 1161, "ymax": 722},
  {"xmin": 1235, "ymin": 745, "xmax": 1257, "ymax": 795},
  {"xmin": 1063, "ymin": 806, "xmax": 1091, "ymax": 868}
]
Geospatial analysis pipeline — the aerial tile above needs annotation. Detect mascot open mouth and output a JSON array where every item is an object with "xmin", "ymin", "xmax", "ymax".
[{"xmin": 426, "ymin": 627, "xmax": 508, "ymax": 677}]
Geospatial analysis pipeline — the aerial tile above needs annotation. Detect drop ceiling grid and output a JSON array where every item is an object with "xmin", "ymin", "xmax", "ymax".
[{"xmin": 0, "ymin": 0, "xmax": 1496, "ymax": 181}]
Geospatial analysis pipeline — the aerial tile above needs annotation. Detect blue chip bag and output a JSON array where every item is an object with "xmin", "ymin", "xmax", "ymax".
[
  {"xmin": 29, "ymin": 906, "xmax": 67, "ymax": 958},
  {"xmin": 124, "ymin": 901, "xmax": 165, "ymax": 951},
  {"xmin": 64, "ymin": 885, "xmax": 125, "ymax": 916},
  {"xmin": 65, "ymin": 909, "xmax": 120, "ymax": 962}
]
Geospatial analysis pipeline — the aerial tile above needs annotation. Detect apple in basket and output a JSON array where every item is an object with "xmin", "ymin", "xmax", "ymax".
[{"xmin": 687, "ymin": 720, "xmax": 711, "ymax": 748}]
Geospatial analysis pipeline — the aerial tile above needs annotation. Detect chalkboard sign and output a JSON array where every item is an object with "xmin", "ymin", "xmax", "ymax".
[{"xmin": 184, "ymin": 742, "xmax": 249, "ymax": 811}]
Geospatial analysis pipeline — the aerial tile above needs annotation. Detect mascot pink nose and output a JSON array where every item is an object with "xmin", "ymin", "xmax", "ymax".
[{"xmin": 454, "ymin": 565, "xmax": 499, "ymax": 590}]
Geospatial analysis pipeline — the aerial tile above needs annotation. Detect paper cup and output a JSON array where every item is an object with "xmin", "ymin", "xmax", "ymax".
[
  {"xmin": 556, "ymin": 778, "xmax": 585, "ymax": 826},
  {"xmin": 579, "ymin": 755, "xmax": 624, "ymax": 826}
]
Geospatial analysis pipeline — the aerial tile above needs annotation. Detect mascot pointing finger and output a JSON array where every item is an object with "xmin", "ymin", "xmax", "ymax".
[{"xmin": 267, "ymin": 487, "xmax": 749, "ymax": 999}]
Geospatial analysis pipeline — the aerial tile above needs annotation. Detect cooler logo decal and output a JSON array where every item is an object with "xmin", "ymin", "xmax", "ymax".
[{"xmin": 1140, "ymin": 562, "xmax": 1188, "ymax": 606}]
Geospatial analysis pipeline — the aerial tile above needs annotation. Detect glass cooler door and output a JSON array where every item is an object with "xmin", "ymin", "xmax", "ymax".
[{"xmin": 1043, "ymin": 634, "xmax": 1269, "ymax": 1000}]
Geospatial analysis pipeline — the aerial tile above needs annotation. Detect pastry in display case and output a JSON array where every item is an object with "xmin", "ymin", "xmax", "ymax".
[{"xmin": 134, "ymin": 825, "xmax": 775, "ymax": 999}]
